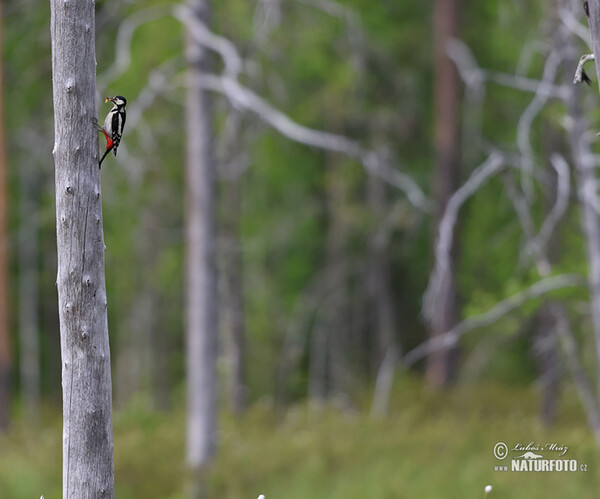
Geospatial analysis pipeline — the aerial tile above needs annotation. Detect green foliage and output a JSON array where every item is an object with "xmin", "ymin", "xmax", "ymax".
[
  {"xmin": 1, "ymin": 381, "xmax": 599, "ymax": 498},
  {"xmin": 5, "ymin": 0, "xmax": 600, "ymax": 493}
]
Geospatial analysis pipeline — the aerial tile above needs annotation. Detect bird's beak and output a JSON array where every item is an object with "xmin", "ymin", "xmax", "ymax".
[{"xmin": 105, "ymin": 96, "xmax": 115, "ymax": 103}]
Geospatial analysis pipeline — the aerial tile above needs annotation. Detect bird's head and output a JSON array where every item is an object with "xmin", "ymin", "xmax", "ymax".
[{"xmin": 105, "ymin": 95, "xmax": 127, "ymax": 107}]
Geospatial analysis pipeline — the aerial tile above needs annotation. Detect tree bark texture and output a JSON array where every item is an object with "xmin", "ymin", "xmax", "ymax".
[
  {"xmin": 50, "ymin": 0, "xmax": 115, "ymax": 496},
  {"xmin": 426, "ymin": 0, "xmax": 460, "ymax": 388},
  {"xmin": 0, "ymin": 0, "xmax": 10, "ymax": 432},
  {"xmin": 185, "ymin": 0, "xmax": 218, "ymax": 471},
  {"xmin": 581, "ymin": 0, "xmax": 600, "ymax": 402}
]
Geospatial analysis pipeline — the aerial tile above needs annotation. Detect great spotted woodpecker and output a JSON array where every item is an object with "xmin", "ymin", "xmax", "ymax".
[{"xmin": 96, "ymin": 95, "xmax": 127, "ymax": 168}]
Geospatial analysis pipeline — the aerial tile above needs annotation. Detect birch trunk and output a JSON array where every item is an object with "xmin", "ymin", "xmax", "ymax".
[
  {"xmin": 50, "ymin": 0, "xmax": 115, "ymax": 495},
  {"xmin": 185, "ymin": 0, "xmax": 218, "ymax": 474}
]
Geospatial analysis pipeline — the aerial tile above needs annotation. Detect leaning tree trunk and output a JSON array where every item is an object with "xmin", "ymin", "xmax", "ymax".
[
  {"xmin": 50, "ymin": 0, "xmax": 115, "ymax": 496},
  {"xmin": 184, "ymin": 0, "xmax": 218, "ymax": 482}
]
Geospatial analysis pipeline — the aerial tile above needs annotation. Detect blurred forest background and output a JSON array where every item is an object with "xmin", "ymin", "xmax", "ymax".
[{"xmin": 2, "ymin": 0, "xmax": 600, "ymax": 497}]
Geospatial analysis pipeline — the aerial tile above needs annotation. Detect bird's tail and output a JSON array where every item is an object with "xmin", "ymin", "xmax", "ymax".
[{"xmin": 99, "ymin": 147, "xmax": 112, "ymax": 169}]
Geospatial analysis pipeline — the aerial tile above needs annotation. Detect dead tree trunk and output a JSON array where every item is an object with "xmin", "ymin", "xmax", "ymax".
[
  {"xmin": 50, "ymin": 0, "xmax": 115, "ymax": 495},
  {"xmin": 219, "ymin": 111, "xmax": 247, "ymax": 415},
  {"xmin": 184, "ymin": 0, "xmax": 218, "ymax": 476},
  {"xmin": 0, "ymin": 0, "xmax": 10, "ymax": 432},
  {"xmin": 427, "ymin": 0, "xmax": 460, "ymax": 388},
  {"xmin": 366, "ymin": 173, "xmax": 398, "ymax": 372},
  {"xmin": 578, "ymin": 0, "xmax": 600, "ymax": 399}
]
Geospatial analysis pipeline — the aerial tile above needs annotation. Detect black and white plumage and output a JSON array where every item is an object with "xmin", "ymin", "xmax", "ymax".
[{"xmin": 97, "ymin": 95, "xmax": 127, "ymax": 168}]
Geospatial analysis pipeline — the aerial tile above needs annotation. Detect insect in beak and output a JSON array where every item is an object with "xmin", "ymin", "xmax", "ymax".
[{"xmin": 105, "ymin": 96, "xmax": 115, "ymax": 103}]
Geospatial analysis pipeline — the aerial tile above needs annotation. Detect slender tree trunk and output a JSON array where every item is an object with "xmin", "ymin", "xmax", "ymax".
[
  {"xmin": 185, "ymin": 0, "xmax": 218, "ymax": 478},
  {"xmin": 309, "ymin": 154, "xmax": 349, "ymax": 401},
  {"xmin": 18, "ymin": 167, "xmax": 40, "ymax": 426},
  {"xmin": 535, "ymin": 302, "xmax": 561, "ymax": 427},
  {"xmin": 50, "ymin": 0, "xmax": 115, "ymax": 495},
  {"xmin": 366, "ymin": 173, "xmax": 397, "ymax": 372},
  {"xmin": 219, "ymin": 112, "xmax": 247, "ymax": 415},
  {"xmin": 0, "ymin": 0, "xmax": 10, "ymax": 432},
  {"xmin": 426, "ymin": 0, "xmax": 460, "ymax": 388}
]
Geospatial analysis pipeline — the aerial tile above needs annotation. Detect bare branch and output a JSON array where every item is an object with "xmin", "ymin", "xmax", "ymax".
[
  {"xmin": 555, "ymin": 306, "xmax": 600, "ymax": 445},
  {"xmin": 409, "ymin": 274, "xmax": 584, "ymax": 368},
  {"xmin": 370, "ymin": 345, "xmax": 399, "ymax": 419},
  {"xmin": 423, "ymin": 152, "xmax": 505, "ymax": 320},
  {"xmin": 524, "ymin": 154, "xmax": 571, "ymax": 263},
  {"xmin": 98, "ymin": 5, "xmax": 172, "ymax": 87},
  {"xmin": 194, "ymin": 73, "xmax": 431, "ymax": 211},
  {"xmin": 573, "ymin": 53, "xmax": 595, "ymax": 85},
  {"xmin": 517, "ymin": 49, "xmax": 563, "ymax": 200},
  {"xmin": 503, "ymin": 173, "xmax": 536, "ymax": 242},
  {"xmin": 174, "ymin": 5, "xmax": 243, "ymax": 79},
  {"xmin": 253, "ymin": 0, "xmax": 282, "ymax": 42},
  {"xmin": 560, "ymin": 7, "xmax": 593, "ymax": 48},
  {"xmin": 448, "ymin": 40, "xmax": 569, "ymax": 100},
  {"xmin": 172, "ymin": 5, "xmax": 429, "ymax": 210}
]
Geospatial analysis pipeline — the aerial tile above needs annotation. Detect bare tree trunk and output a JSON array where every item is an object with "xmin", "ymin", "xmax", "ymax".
[
  {"xmin": 185, "ymin": 0, "xmax": 218, "ymax": 479},
  {"xmin": 18, "ymin": 166, "xmax": 40, "ymax": 427},
  {"xmin": 0, "ymin": 0, "xmax": 10, "ymax": 432},
  {"xmin": 50, "ymin": 0, "xmax": 115, "ymax": 495},
  {"xmin": 426, "ymin": 0, "xmax": 460, "ymax": 388},
  {"xmin": 581, "ymin": 0, "xmax": 600, "ymax": 403},
  {"xmin": 219, "ymin": 112, "xmax": 246, "ymax": 415},
  {"xmin": 535, "ymin": 302, "xmax": 561, "ymax": 427},
  {"xmin": 309, "ymin": 154, "xmax": 349, "ymax": 401},
  {"xmin": 366, "ymin": 173, "xmax": 398, "ymax": 372}
]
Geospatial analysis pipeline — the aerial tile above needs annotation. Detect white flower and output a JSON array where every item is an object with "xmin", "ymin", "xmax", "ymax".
[
  {"xmin": 485, "ymin": 485, "xmax": 492, "ymax": 493},
  {"xmin": 257, "ymin": 495, "xmax": 265, "ymax": 499}
]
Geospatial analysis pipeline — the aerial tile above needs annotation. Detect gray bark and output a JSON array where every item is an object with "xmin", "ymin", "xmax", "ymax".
[
  {"xmin": 185, "ymin": 0, "xmax": 218, "ymax": 472},
  {"xmin": 49, "ymin": 0, "xmax": 115, "ymax": 496},
  {"xmin": 583, "ymin": 0, "xmax": 600, "ymax": 403}
]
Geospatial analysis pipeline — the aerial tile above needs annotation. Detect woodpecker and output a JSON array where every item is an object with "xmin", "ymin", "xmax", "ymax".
[{"xmin": 96, "ymin": 95, "xmax": 127, "ymax": 168}]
